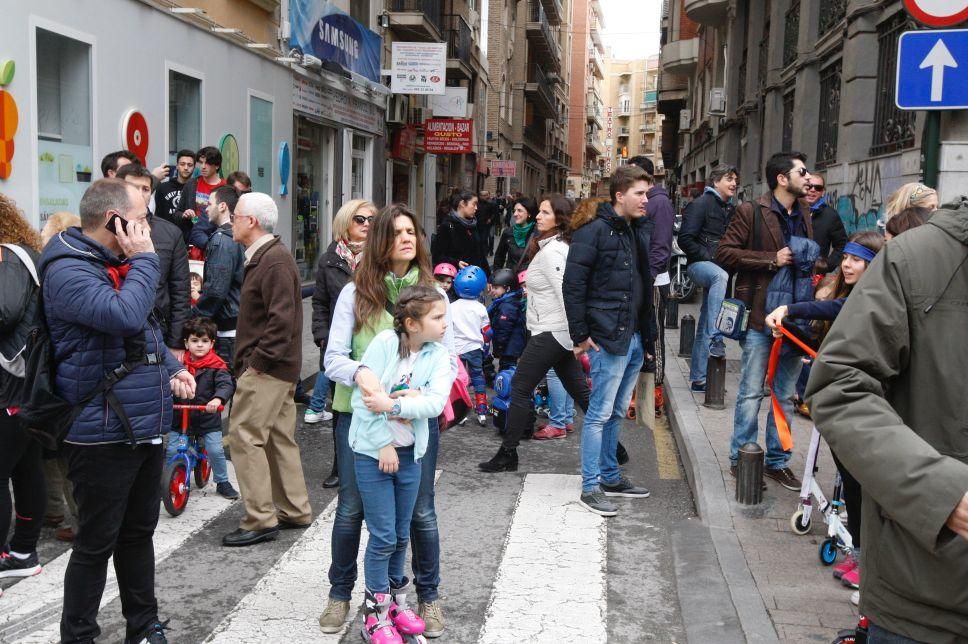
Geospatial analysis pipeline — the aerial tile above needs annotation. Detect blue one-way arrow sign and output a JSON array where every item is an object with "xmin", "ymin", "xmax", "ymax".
[{"xmin": 897, "ymin": 29, "xmax": 968, "ymax": 110}]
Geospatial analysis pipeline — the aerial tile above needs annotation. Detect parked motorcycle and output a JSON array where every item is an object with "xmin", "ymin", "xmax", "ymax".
[{"xmin": 669, "ymin": 215, "xmax": 695, "ymax": 301}]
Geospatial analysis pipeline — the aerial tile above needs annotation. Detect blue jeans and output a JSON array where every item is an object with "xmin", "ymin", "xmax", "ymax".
[
  {"xmin": 581, "ymin": 334, "xmax": 644, "ymax": 493},
  {"xmin": 461, "ymin": 349, "xmax": 486, "ymax": 393},
  {"xmin": 546, "ymin": 369, "xmax": 575, "ymax": 428},
  {"xmin": 795, "ymin": 359, "xmax": 811, "ymax": 401},
  {"xmin": 355, "ymin": 447, "xmax": 421, "ymax": 594},
  {"xmin": 730, "ymin": 328, "xmax": 802, "ymax": 469},
  {"xmin": 329, "ymin": 413, "xmax": 441, "ymax": 601},
  {"xmin": 165, "ymin": 431, "xmax": 228, "ymax": 484},
  {"xmin": 308, "ymin": 351, "xmax": 330, "ymax": 413},
  {"xmin": 686, "ymin": 261, "xmax": 729, "ymax": 384}
]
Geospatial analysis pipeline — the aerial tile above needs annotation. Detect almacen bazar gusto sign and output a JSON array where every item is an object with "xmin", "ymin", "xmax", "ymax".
[{"xmin": 423, "ymin": 118, "xmax": 473, "ymax": 154}]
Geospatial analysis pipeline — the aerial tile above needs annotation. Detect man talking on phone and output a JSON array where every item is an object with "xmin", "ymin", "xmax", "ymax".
[{"xmin": 39, "ymin": 178, "xmax": 195, "ymax": 644}]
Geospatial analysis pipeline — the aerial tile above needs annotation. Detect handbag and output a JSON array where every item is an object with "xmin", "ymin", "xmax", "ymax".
[{"xmin": 716, "ymin": 298, "xmax": 750, "ymax": 340}]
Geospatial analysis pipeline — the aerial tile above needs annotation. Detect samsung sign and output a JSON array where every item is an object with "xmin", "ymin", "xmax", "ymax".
[{"xmin": 290, "ymin": 0, "xmax": 381, "ymax": 82}]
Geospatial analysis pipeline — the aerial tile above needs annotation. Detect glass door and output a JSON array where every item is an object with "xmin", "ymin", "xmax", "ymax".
[{"xmin": 293, "ymin": 117, "xmax": 334, "ymax": 281}]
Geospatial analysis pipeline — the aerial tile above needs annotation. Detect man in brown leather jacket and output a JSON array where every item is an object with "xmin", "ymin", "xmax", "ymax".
[{"xmin": 715, "ymin": 151, "xmax": 814, "ymax": 491}]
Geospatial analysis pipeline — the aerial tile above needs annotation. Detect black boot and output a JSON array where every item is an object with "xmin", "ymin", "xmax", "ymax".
[
  {"xmin": 479, "ymin": 446, "xmax": 518, "ymax": 472},
  {"xmin": 617, "ymin": 441, "xmax": 630, "ymax": 465}
]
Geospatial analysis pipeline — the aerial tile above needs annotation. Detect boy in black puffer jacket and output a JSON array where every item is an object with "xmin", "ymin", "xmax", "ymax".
[
  {"xmin": 166, "ymin": 317, "xmax": 238, "ymax": 500},
  {"xmin": 487, "ymin": 269, "xmax": 527, "ymax": 371}
]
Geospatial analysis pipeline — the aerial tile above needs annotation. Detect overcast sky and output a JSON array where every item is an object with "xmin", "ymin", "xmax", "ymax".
[{"xmin": 600, "ymin": 0, "xmax": 662, "ymax": 59}]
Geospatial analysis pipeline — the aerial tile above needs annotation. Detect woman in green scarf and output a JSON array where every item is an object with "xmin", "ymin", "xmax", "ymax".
[
  {"xmin": 494, "ymin": 197, "xmax": 538, "ymax": 272},
  {"xmin": 319, "ymin": 204, "xmax": 455, "ymax": 638}
]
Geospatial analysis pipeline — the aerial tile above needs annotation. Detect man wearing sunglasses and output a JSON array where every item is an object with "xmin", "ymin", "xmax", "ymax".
[
  {"xmin": 801, "ymin": 172, "xmax": 847, "ymax": 274},
  {"xmin": 715, "ymin": 151, "xmax": 815, "ymax": 492}
]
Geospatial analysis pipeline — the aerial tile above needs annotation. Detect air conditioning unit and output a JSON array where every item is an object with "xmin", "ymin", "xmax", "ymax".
[
  {"xmin": 387, "ymin": 95, "xmax": 408, "ymax": 125},
  {"xmin": 679, "ymin": 109, "xmax": 691, "ymax": 131},
  {"xmin": 709, "ymin": 87, "xmax": 726, "ymax": 115}
]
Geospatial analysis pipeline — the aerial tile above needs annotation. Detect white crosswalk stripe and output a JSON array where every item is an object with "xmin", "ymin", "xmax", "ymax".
[
  {"xmin": 5, "ymin": 471, "xmax": 615, "ymax": 643},
  {"xmin": 478, "ymin": 473, "xmax": 608, "ymax": 643},
  {"xmin": 2, "ymin": 463, "xmax": 240, "ymax": 644}
]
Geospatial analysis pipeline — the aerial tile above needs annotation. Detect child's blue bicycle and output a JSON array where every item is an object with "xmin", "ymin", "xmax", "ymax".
[{"xmin": 162, "ymin": 403, "xmax": 224, "ymax": 517}]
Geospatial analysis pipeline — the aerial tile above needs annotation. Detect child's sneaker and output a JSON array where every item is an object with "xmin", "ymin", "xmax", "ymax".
[
  {"xmin": 832, "ymin": 552, "xmax": 858, "ymax": 580},
  {"xmin": 841, "ymin": 567, "xmax": 860, "ymax": 589},
  {"xmin": 850, "ymin": 590, "xmax": 860, "ymax": 606},
  {"xmin": 0, "ymin": 551, "xmax": 41, "ymax": 578},
  {"xmin": 216, "ymin": 481, "xmax": 240, "ymax": 500},
  {"xmin": 532, "ymin": 425, "xmax": 566, "ymax": 440},
  {"xmin": 388, "ymin": 584, "xmax": 424, "ymax": 636},
  {"xmin": 362, "ymin": 591, "xmax": 403, "ymax": 644},
  {"xmin": 304, "ymin": 409, "xmax": 333, "ymax": 424},
  {"xmin": 474, "ymin": 393, "xmax": 488, "ymax": 426}
]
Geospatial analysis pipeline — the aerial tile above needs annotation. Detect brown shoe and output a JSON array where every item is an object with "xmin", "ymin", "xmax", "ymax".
[
  {"xmin": 794, "ymin": 401, "xmax": 811, "ymax": 419},
  {"xmin": 764, "ymin": 467, "xmax": 802, "ymax": 491},
  {"xmin": 55, "ymin": 527, "xmax": 75, "ymax": 542}
]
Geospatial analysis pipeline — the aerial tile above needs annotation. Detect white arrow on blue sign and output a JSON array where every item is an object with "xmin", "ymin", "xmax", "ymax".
[{"xmin": 897, "ymin": 29, "xmax": 968, "ymax": 110}]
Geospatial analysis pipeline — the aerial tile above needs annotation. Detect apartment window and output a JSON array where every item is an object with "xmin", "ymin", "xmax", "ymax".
[
  {"xmin": 818, "ymin": 0, "xmax": 847, "ymax": 38},
  {"xmin": 36, "ymin": 27, "xmax": 93, "ymax": 221},
  {"xmin": 871, "ymin": 12, "xmax": 916, "ymax": 156},
  {"xmin": 169, "ymin": 71, "xmax": 201, "ymax": 158},
  {"xmin": 816, "ymin": 59, "xmax": 842, "ymax": 168},
  {"xmin": 248, "ymin": 94, "xmax": 273, "ymax": 193},
  {"xmin": 783, "ymin": 0, "xmax": 800, "ymax": 68},
  {"xmin": 350, "ymin": 0, "xmax": 370, "ymax": 25},
  {"xmin": 758, "ymin": 12, "xmax": 770, "ymax": 88},
  {"xmin": 782, "ymin": 89, "xmax": 794, "ymax": 151},
  {"xmin": 620, "ymin": 96, "xmax": 631, "ymax": 114}
]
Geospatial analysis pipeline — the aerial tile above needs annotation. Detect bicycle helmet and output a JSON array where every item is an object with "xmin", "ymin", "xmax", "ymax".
[
  {"xmin": 490, "ymin": 268, "xmax": 518, "ymax": 290},
  {"xmin": 433, "ymin": 262, "xmax": 458, "ymax": 278},
  {"xmin": 454, "ymin": 265, "xmax": 487, "ymax": 299},
  {"xmin": 517, "ymin": 270, "xmax": 528, "ymax": 285}
]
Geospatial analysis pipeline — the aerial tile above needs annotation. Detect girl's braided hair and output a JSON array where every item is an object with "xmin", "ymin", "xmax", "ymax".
[{"xmin": 393, "ymin": 284, "xmax": 444, "ymax": 359}]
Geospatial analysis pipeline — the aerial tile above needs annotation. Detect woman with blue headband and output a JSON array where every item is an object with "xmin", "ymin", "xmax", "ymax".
[{"xmin": 765, "ymin": 230, "xmax": 884, "ymax": 607}]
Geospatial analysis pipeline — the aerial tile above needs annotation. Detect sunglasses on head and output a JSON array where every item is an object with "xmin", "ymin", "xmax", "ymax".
[{"xmin": 352, "ymin": 215, "xmax": 373, "ymax": 225}]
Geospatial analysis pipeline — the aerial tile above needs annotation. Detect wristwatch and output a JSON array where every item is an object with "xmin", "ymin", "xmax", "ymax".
[{"xmin": 390, "ymin": 401, "xmax": 402, "ymax": 416}]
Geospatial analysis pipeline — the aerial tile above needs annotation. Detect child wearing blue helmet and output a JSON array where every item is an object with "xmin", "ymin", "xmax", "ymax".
[{"xmin": 451, "ymin": 265, "xmax": 491, "ymax": 425}]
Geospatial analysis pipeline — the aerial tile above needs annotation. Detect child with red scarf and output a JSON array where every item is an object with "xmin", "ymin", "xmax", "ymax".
[{"xmin": 165, "ymin": 317, "xmax": 239, "ymax": 499}]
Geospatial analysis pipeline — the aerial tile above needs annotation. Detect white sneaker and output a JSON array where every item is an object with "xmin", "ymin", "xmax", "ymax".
[
  {"xmin": 304, "ymin": 409, "xmax": 333, "ymax": 424},
  {"xmin": 850, "ymin": 590, "xmax": 860, "ymax": 606}
]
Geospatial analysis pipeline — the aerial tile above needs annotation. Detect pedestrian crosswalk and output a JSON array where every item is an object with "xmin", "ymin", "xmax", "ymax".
[{"xmin": 2, "ymin": 465, "xmax": 682, "ymax": 643}]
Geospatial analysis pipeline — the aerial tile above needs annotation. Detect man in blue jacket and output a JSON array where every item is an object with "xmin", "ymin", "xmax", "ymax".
[
  {"xmin": 40, "ymin": 179, "xmax": 196, "ymax": 644},
  {"xmin": 678, "ymin": 164, "xmax": 737, "ymax": 391},
  {"xmin": 564, "ymin": 165, "xmax": 652, "ymax": 517}
]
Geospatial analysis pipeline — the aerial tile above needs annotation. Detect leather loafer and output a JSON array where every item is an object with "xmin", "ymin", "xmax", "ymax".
[
  {"xmin": 322, "ymin": 474, "xmax": 339, "ymax": 488},
  {"xmin": 222, "ymin": 526, "xmax": 279, "ymax": 547},
  {"xmin": 277, "ymin": 519, "xmax": 312, "ymax": 530}
]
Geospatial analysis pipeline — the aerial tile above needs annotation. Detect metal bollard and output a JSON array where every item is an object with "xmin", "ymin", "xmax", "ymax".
[
  {"xmin": 665, "ymin": 298, "xmax": 679, "ymax": 328},
  {"xmin": 703, "ymin": 356, "xmax": 726, "ymax": 410},
  {"xmin": 678, "ymin": 314, "xmax": 696, "ymax": 357},
  {"xmin": 736, "ymin": 442, "xmax": 764, "ymax": 505}
]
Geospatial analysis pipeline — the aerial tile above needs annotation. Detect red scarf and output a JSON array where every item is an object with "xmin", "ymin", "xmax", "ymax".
[
  {"xmin": 182, "ymin": 349, "xmax": 229, "ymax": 376},
  {"xmin": 105, "ymin": 263, "xmax": 130, "ymax": 290}
]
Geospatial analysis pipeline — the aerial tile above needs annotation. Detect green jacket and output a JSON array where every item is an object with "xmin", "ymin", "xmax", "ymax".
[{"xmin": 807, "ymin": 206, "xmax": 968, "ymax": 643}]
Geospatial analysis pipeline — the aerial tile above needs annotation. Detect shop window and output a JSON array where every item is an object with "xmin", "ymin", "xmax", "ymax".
[
  {"xmin": 36, "ymin": 27, "xmax": 93, "ymax": 222},
  {"xmin": 169, "ymin": 70, "xmax": 201, "ymax": 159},
  {"xmin": 351, "ymin": 134, "xmax": 370, "ymax": 200},
  {"xmin": 248, "ymin": 94, "xmax": 273, "ymax": 193}
]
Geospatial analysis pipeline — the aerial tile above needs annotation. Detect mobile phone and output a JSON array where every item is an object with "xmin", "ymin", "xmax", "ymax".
[
  {"xmin": 168, "ymin": 164, "xmax": 177, "ymax": 180},
  {"xmin": 105, "ymin": 213, "xmax": 129, "ymax": 235}
]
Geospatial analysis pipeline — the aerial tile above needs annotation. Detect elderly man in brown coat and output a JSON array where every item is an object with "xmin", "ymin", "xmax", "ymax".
[{"xmin": 222, "ymin": 192, "xmax": 312, "ymax": 547}]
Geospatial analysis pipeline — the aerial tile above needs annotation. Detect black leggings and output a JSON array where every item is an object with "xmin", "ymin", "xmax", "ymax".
[
  {"xmin": 503, "ymin": 333, "xmax": 590, "ymax": 450},
  {"xmin": 0, "ymin": 414, "xmax": 46, "ymax": 553},
  {"xmin": 831, "ymin": 450, "xmax": 862, "ymax": 549}
]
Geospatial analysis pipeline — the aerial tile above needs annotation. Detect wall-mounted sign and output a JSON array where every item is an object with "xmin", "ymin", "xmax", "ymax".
[
  {"xmin": 292, "ymin": 76, "xmax": 384, "ymax": 135},
  {"xmin": 903, "ymin": 0, "xmax": 968, "ymax": 27},
  {"xmin": 121, "ymin": 110, "xmax": 149, "ymax": 165},
  {"xmin": 430, "ymin": 87, "xmax": 469, "ymax": 117},
  {"xmin": 278, "ymin": 141, "xmax": 290, "ymax": 196},
  {"xmin": 289, "ymin": 0, "xmax": 382, "ymax": 82},
  {"xmin": 0, "ymin": 59, "xmax": 18, "ymax": 180},
  {"xmin": 424, "ymin": 118, "xmax": 473, "ymax": 154},
  {"xmin": 218, "ymin": 133, "xmax": 240, "ymax": 177},
  {"xmin": 391, "ymin": 42, "xmax": 446, "ymax": 95},
  {"xmin": 490, "ymin": 160, "xmax": 516, "ymax": 178}
]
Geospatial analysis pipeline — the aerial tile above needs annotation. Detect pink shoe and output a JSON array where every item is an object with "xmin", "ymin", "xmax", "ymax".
[
  {"xmin": 832, "ymin": 553, "xmax": 858, "ymax": 580},
  {"xmin": 841, "ymin": 567, "xmax": 860, "ymax": 589},
  {"xmin": 389, "ymin": 587, "xmax": 425, "ymax": 636},
  {"xmin": 533, "ymin": 425, "xmax": 567, "ymax": 440},
  {"xmin": 362, "ymin": 591, "xmax": 404, "ymax": 644}
]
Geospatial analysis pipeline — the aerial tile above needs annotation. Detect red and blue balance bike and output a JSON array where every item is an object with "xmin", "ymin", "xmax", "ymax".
[{"xmin": 162, "ymin": 403, "xmax": 224, "ymax": 517}]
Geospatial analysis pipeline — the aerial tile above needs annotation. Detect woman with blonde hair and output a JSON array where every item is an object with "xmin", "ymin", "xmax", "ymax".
[
  {"xmin": 884, "ymin": 182, "xmax": 938, "ymax": 220},
  {"xmin": 308, "ymin": 199, "xmax": 378, "ymax": 488},
  {"xmin": 40, "ymin": 212, "xmax": 81, "ymax": 247},
  {"xmin": 0, "ymin": 194, "xmax": 48, "ymax": 577}
]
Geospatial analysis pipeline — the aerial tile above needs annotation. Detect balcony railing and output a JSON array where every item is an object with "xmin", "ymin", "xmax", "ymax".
[
  {"xmin": 446, "ymin": 15, "xmax": 471, "ymax": 67},
  {"xmin": 527, "ymin": 64, "xmax": 556, "ymax": 116},
  {"xmin": 389, "ymin": 0, "xmax": 444, "ymax": 34},
  {"xmin": 528, "ymin": 1, "xmax": 560, "ymax": 60},
  {"xmin": 524, "ymin": 124, "xmax": 547, "ymax": 151}
]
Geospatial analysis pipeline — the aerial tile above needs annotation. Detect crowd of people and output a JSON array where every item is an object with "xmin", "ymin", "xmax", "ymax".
[{"xmin": 1, "ymin": 139, "xmax": 967, "ymax": 643}]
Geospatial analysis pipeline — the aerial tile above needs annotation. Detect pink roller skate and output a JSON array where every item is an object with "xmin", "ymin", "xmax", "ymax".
[
  {"xmin": 361, "ymin": 590, "xmax": 403, "ymax": 644},
  {"xmin": 389, "ymin": 584, "xmax": 427, "ymax": 643}
]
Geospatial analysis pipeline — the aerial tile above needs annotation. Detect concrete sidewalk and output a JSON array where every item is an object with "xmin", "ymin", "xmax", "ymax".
[{"xmin": 663, "ymin": 299, "xmax": 859, "ymax": 642}]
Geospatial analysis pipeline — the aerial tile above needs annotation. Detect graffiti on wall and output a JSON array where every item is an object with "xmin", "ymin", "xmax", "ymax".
[{"xmin": 827, "ymin": 156, "xmax": 907, "ymax": 235}]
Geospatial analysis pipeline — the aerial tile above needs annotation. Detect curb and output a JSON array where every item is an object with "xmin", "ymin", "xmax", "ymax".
[{"xmin": 664, "ymin": 357, "xmax": 780, "ymax": 642}]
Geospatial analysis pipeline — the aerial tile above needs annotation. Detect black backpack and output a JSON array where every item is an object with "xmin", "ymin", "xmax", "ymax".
[{"xmin": 3, "ymin": 245, "xmax": 144, "ymax": 450}]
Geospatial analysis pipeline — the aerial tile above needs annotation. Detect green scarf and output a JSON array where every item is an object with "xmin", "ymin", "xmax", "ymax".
[
  {"xmin": 512, "ymin": 221, "xmax": 535, "ymax": 248},
  {"xmin": 384, "ymin": 266, "xmax": 421, "ymax": 304}
]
